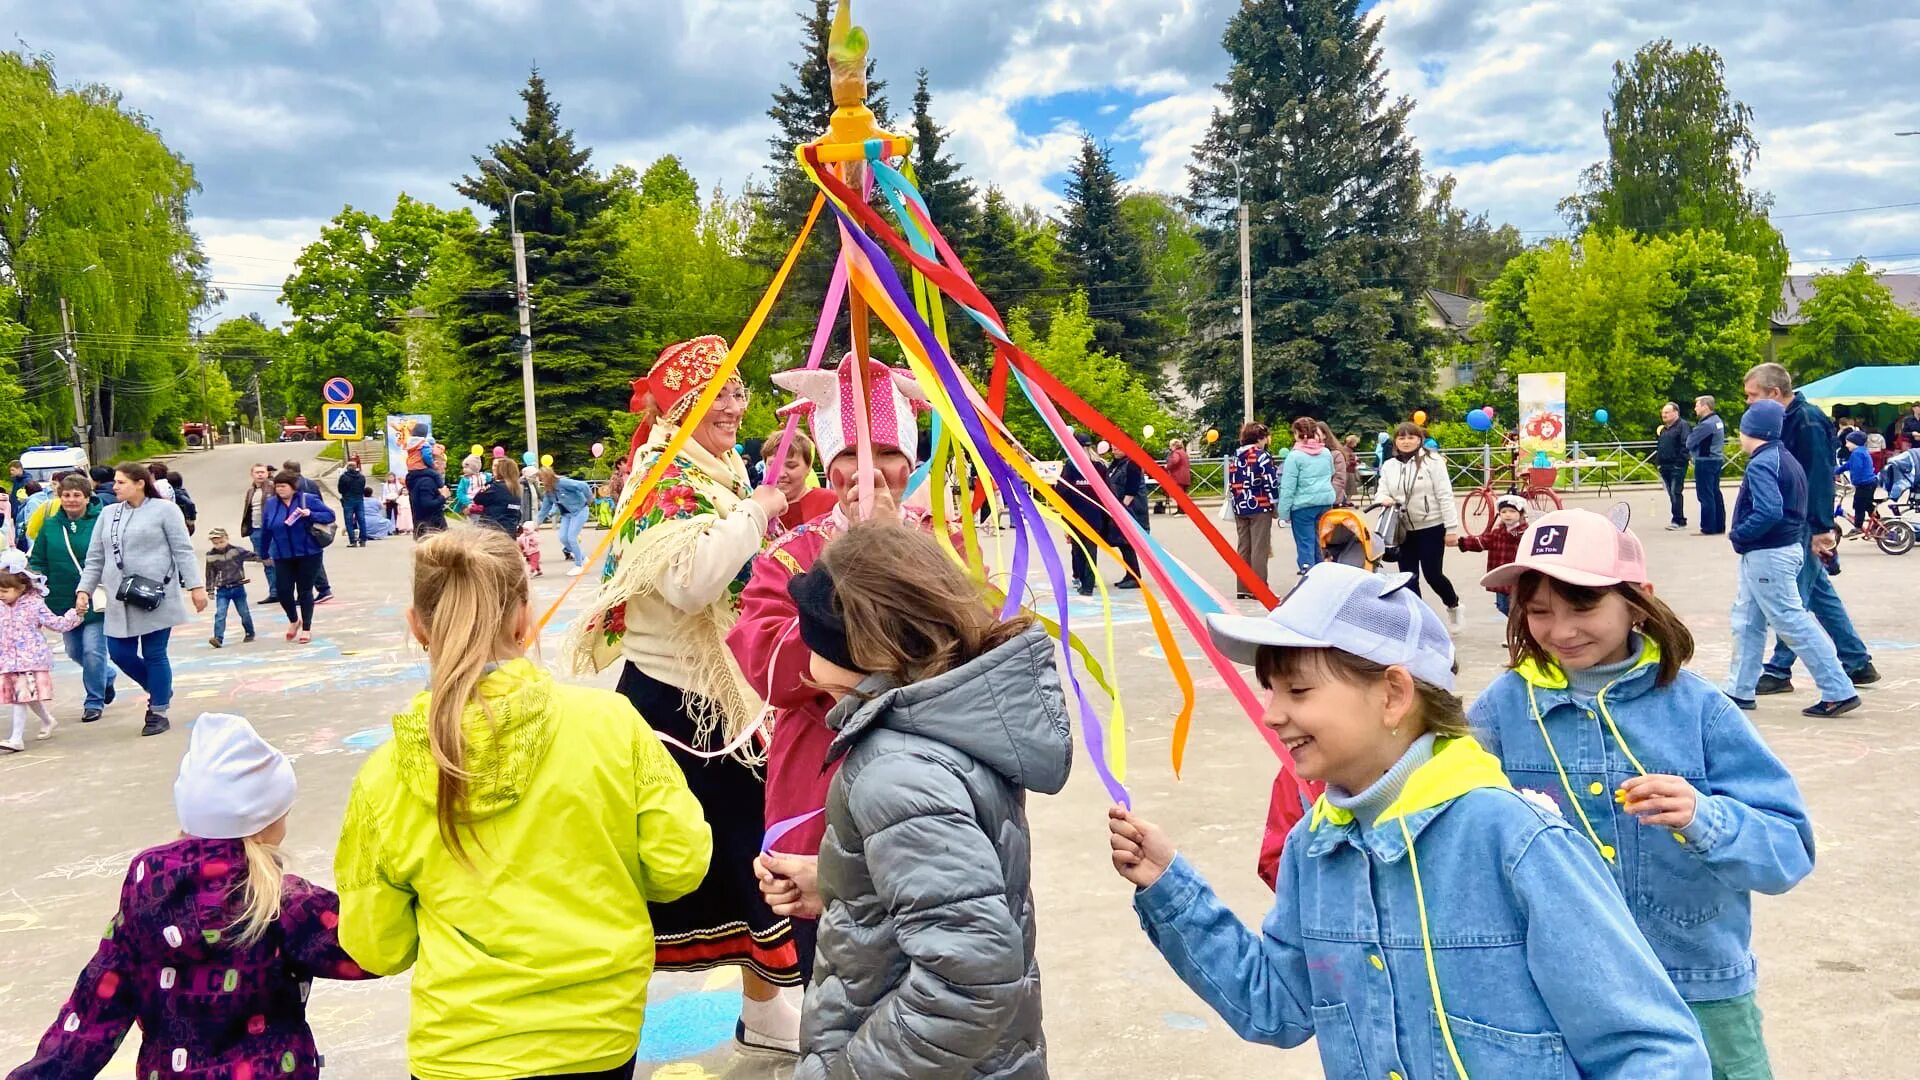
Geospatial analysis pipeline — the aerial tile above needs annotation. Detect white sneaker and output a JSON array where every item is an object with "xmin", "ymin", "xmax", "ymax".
[
  {"xmin": 566, "ymin": 565, "xmax": 588, "ymax": 577},
  {"xmin": 0, "ymin": 737, "xmax": 23, "ymax": 754},
  {"xmin": 1448, "ymin": 606, "xmax": 1464, "ymax": 630},
  {"xmin": 37, "ymin": 715, "xmax": 57, "ymax": 741},
  {"xmin": 736, "ymin": 992, "xmax": 801, "ymax": 1055}
]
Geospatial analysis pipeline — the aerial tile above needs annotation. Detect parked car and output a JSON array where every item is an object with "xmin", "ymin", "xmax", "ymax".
[{"xmin": 19, "ymin": 444, "xmax": 89, "ymax": 485}]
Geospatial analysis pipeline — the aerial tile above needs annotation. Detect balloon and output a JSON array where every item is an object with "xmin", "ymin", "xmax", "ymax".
[
  {"xmin": 590, "ymin": 441, "xmax": 605, "ymax": 459},
  {"xmin": 1413, "ymin": 410, "xmax": 1428, "ymax": 426},
  {"xmin": 1424, "ymin": 437, "xmax": 1438, "ymax": 450},
  {"xmin": 522, "ymin": 451, "xmax": 536, "ymax": 466},
  {"xmin": 1142, "ymin": 424, "xmax": 1155, "ymax": 439},
  {"xmin": 540, "ymin": 454, "xmax": 554, "ymax": 468},
  {"xmin": 1482, "ymin": 406, "xmax": 1496, "ymax": 419},
  {"xmin": 1595, "ymin": 408, "xmax": 1611, "ymax": 425},
  {"xmin": 735, "ymin": 444, "xmax": 744, "ymax": 455},
  {"xmin": 1466, "ymin": 410, "xmax": 1493, "ymax": 433},
  {"xmin": 1204, "ymin": 428, "xmax": 1220, "ymax": 445},
  {"xmin": 1094, "ymin": 440, "xmax": 1112, "ymax": 455}
]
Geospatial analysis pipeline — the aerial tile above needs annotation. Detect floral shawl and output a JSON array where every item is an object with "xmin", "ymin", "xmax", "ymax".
[{"xmin": 565, "ymin": 425, "xmax": 764, "ymax": 759}]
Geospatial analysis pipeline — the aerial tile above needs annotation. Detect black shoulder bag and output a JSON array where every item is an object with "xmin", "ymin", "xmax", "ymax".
[{"xmin": 111, "ymin": 504, "xmax": 169, "ymax": 611}]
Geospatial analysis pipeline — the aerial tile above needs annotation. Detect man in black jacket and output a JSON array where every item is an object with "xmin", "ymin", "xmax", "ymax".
[
  {"xmin": 1105, "ymin": 446, "xmax": 1151, "ymax": 589},
  {"xmin": 1053, "ymin": 433, "xmax": 1109, "ymax": 597},
  {"xmin": 336, "ymin": 457, "xmax": 370, "ymax": 547},
  {"xmin": 1656, "ymin": 401, "xmax": 1691, "ymax": 531},
  {"xmin": 1687, "ymin": 396, "xmax": 1728, "ymax": 534},
  {"xmin": 1743, "ymin": 363, "xmax": 1878, "ymax": 695}
]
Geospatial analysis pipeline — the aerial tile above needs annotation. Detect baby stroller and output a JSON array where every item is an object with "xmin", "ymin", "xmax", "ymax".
[{"xmin": 1317, "ymin": 507, "xmax": 1379, "ymax": 571}]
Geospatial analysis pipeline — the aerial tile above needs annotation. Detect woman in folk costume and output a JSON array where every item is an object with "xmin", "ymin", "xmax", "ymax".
[
  {"xmin": 566, "ymin": 335, "xmax": 802, "ymax": 1054},
  {"xmin": 727, "ymin": 353, "xmax": 932, "ymax": 983}
]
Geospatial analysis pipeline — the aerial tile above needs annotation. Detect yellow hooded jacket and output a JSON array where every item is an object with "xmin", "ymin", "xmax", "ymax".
[{"xmin": 335, "ymin": 658, "xmax": 712, "ymax": 1079}]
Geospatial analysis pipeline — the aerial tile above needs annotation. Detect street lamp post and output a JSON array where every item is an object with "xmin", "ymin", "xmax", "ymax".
[
  {"xmin": 1235, "ymin": 123, "xmax": 1255, "ymax": 425},
  {"xmin": 509, "ymin": 190, "xmax": 539, "ymax": 462}
]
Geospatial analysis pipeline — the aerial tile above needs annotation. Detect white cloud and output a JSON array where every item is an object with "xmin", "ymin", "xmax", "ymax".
[
  {"xmin": 195, "ymin": 217, "xmax": 326, "ymax": 325},
  {"xmin": 1118, "ymin": 88, "xmax": 1218, "ymax": 194},
  {"xmin": 942, "ymin": 91, "xmax": 1085, "ymax": 212}
]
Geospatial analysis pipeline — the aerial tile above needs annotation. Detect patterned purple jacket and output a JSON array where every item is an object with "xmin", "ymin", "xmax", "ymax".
[{"xmin": 9, "ymin": 837, "xmax": 373, "ymax": 1080}]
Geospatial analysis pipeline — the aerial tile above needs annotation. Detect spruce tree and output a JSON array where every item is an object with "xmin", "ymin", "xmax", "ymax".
[
  {"xmin": 908, "ymin": 69, "xmax": 975, "ymax": 244},
  {"xmin": 1059, "ymin": 137, "xmax": 1163, "ymax": 379},
  {"xmin": 1182, "ymin": 0, "xmax": 1434, "ymax": 433},
  {"xmin": 959, "ymin": 187, "xmax": 1063, "ymax": 371},
  {"xmin": 444, "ymin": 70, "xmax": 639, "ymax": 461}
]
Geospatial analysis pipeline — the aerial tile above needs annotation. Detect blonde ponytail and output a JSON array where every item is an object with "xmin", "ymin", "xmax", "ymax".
[
  {"xmin": 229, "ymin": 836, "xmax": 287, "ymax": 946},
  {"xmin": 410, "ymin": 523, "xmax": 531, "ymax": 866}
]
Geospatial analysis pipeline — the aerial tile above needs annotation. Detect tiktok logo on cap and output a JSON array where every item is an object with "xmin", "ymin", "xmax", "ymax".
[{"xmin": 1531, "ymin": 526, "xmax": 1567, "ymax": 556}]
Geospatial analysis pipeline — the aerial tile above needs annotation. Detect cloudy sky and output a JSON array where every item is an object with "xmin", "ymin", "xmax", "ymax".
[{"xmin": 9, "ymin": 0, "xmax": 1920, "ymax": 327}]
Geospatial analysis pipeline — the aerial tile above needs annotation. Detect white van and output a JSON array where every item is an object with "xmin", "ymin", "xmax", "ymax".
[{"xmin": 19, "ymin": 445, "xmax": 90, "ymax": 485}]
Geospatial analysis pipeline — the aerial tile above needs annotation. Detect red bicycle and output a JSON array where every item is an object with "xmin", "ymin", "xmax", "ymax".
[{"xmin": 1459, "ymin": 432, "xmax": 1562, "ymax": 536}]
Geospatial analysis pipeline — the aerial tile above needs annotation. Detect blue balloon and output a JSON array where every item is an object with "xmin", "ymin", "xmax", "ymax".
[
  {"xmin": 1595, "ymin": 408, "xmax": 1611, "ymax": 425},
  {"xmin": 1424, "ymin": 437, "xmax": 1439, "ymax": 450},
  {"xmin": 522, "ymin": 451, "xmax": 536, "ymax": 466},
  {"xmin": 1466, "ymin": 410, "xmax": 1493, "ymax": 432}
]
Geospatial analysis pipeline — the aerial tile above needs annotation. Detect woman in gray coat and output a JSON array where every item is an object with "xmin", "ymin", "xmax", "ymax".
[
  {"xmin": 765, "ymin": 524, "xmax": 1069, "ymax": 1080},
  {"xmin": 75, "ymin": 463, "xmax": 206, "ymax": 737}
]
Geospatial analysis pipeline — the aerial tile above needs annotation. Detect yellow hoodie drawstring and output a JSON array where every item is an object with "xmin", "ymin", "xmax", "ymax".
[
  {"xmin": 1399, "ymin": 816, "xmax": 1470, "ymax": 1080},
  {"xmin": 1524, "ymin": 674, "xmax": 1656, "ymax": 863}
]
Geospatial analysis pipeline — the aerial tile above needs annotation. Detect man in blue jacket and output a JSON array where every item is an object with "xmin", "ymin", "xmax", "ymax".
[
  {"xmin": 1687, "ymin": 395, "xmax": 1728, "ymax": 534},
  {"xmin": 1725, "ymin": 399, "xmax": 1859, "ymax": 717},
  {"xmin": 1742, "ymin": 363, "xmax": 1877, "ymax": 696}
]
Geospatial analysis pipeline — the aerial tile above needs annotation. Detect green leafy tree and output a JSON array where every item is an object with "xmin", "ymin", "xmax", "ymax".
[
  {"xmin": 0, "ymin": 294, "xmax": 41, "ymax": 450},
  {"xmin": 0, "ymin": 50, "xmax": 209, "ymax": 442},
  {"xmin": 639, "ymin": 156, "xmax": 700, "ymax": 211},
  {"xmin": 1422, "ymin": 174, "xmax": 1525, "ymax": 297},
  {"xmin": 279, "ymin": 194, "xmax": 476, "ymax": 420},
  {"xmin": 1181, "ymin": 0, "xmax": 1436, "ymax": 434},
  {"xmin": 1002, "ymin": 292, "xmax": 1180, "ymax": 454},
  {"xmin": 1562, "ymin": 40, "xmax": 1788, "ymax": 311},
  {"xmin": 197, "ymin": 314, "xmax": 289, "ymax": 432},
  {"xmin": 1660, "ymin": 228, "xmax": 1767, "ymax": 405},
  {"xmin": 443, "ymin": 70, "xmax": 640, "ymax": 462},
  {"xmin": 1059, "ymin": 137, "xmax": 1163, "ymax": 379},
  {"xmin": 1120, "ymin": 191, "xmax": 1204, "ymax": 351},
  {"xmin": 963, "ymin": 187, "xmax": 1062, "ymax": 340},
  {"xmin": 1780, "ymin": 262, "xmax": 1920, "ymax": 380}
]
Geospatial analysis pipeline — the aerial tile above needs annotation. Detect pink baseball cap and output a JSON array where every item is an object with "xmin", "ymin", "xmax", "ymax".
[{"xmin": 1480, "ymin": 508, "xmax": 1648, "ymax": 591}]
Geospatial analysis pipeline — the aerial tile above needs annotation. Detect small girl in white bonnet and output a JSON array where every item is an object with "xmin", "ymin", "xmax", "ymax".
[{"xmin": 0, "ymin": 546, "xmax": 82, "ymax": 752}]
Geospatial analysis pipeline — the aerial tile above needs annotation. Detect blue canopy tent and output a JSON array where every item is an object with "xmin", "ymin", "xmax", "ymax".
[{"xmin": 1798, "ymin": 365, "xmax": 1920, "ymax": 411}]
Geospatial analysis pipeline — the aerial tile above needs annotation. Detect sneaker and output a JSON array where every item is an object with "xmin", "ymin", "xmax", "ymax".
[
  {"xmin": 81, "ymin": 709, "xmax": 103, "ymax": 724},
  {"xmin": 1665, "ymin": 522, "xmax": 1684, "ymax": 531},
  {"xmin": 244, "ymin": 632, "xmax": 257, "ymax": 643},
  {"xmin": 0, "ymin": 737, "xmax": 21, "ymax": 754},
  {"xmin": 36, "ymin": 714, "xmax": 57, "ymax": 740},
  {"xmin": 316, "ymin": 592, "xmax": 336, "ymax": 605},
  {"xmin": 1848, "ymin": 661, "xmax": 1881, "ymax": 686},
  {"xmin": 1754, "ymin": 674, "xmax": 1793, "ymax": 696},
  {"xmin": 1729, "ymin": 697, "xmax": 1757, "ymax": 711},
  {"xmin": 567, "ymin": 565, "xmax": 588, "ymax": 577},
  {"xmin": 1802, "ymin": 696, "xmax": 1861, "ymax": 718},
  {"xmin": 1447, "ymin": 606, "xmax": 1464, "ymax": 630},
  {"xmin": 140, "ymin": 712, "xmax": 170, "ymax": 737},
  {"xmin": 209, "ymin": 637, "xmax": 223, "ymax": 649},
  {"xmin": 103, "ymin": 684, "xmax": 115, "ymax": 706},
  {"xmin": 258, "ymin": 595, "xmax": 279, "ymax": 605},
  {"xmin": 734, "ymin": 1018, "xmax": 800, "ymax": 1056},
  {"xmin": 1116, "ymin": 579, "xmax": 1141, "ymax": 590}
]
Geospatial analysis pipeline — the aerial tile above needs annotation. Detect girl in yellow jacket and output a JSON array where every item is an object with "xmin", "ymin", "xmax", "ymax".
[{"xmin": 334, "ymin": 524, "xmax": 713, "ymax": 1080}]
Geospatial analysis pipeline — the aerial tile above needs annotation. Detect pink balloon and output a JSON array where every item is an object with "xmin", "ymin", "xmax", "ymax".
[
  {"xmin": 491, "ymin": 445, "xmax": 506, "ymax": 458},
  {"xmin": 1482, "ymin": 406, "xmax": 1496, "ymax": 418}
]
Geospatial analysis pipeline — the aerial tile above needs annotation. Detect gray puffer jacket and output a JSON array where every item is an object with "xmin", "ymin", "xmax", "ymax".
[{"xmin": 797, "ymin": 626, "xmax": 1071, "ymax": 1080}]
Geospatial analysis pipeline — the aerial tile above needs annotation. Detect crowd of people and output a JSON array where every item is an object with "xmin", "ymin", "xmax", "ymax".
[{"xmin": 1, "ymin": 340, "xmax": 1885, "ymax": 1080}]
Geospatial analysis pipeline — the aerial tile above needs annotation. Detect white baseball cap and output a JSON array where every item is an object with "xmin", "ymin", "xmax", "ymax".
[{"xmin": 1207, "ymin": 563, "xmax": 1457, "ymax": 691}]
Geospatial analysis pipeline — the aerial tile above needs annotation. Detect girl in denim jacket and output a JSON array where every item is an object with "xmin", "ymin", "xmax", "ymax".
[
  {"xmin": 1112, "ymin": 562, "xmax": 1707, "ymax": 1078},
  {"xmin": 1471, "ymin": 508, "xmax": 1813, "ymax": 1078}
]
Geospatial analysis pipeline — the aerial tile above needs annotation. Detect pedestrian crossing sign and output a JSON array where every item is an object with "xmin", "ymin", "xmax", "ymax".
[{"xmin": 323, "ymin": 404, "xmax": 363, "ymax": 440}]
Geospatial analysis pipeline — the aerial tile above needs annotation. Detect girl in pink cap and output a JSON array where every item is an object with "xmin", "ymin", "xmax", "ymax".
[{"xmin": 1469, "ymin": 507, "xmax": 1812, "ymax": 1077}]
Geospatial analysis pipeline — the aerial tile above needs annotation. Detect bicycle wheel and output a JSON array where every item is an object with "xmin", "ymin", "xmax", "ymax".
[
  {"xmin": 1876, "ymin": 519, "xmax": 1915, "ymax": 556},
  {"xmin": 1526, "ymin": 486, "xmax": 1563, "ymax": 516},
  {"xmin": 1460, "ymin": 489, "xmax": 1495, "ymax": 537}
]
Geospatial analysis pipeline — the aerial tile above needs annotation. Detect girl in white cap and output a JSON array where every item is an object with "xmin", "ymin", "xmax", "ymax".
[
  {"xmin": 13, "ymin": 713, "xmax": 372, "ymax": 1078},
  {"xmin": 1470, "ymin": 507, "xmax": 1813, "ymax": 1076},
  {"xmin": 1108, "ymin": 561, "xmax": 1709, "ymax": 1077},
  {"xmin": 0, "ymin": 547, "xmax": 84, "ymax": 753}
]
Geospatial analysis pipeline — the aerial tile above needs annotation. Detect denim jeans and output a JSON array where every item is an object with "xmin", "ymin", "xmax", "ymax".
[
  {"xmin": 251, "ymin": 527, "xmax": 277, "ymax": 597},
  {"xmin": 1660, "ymin": 463, "xmax": 1688, "ymax": 526},
  {"xmin": 1764, "ymin": 535, "xmax": 1871, "ymax": 678},
  {"xmin": 107, "ymin": 627, "xmax": 174, "ymax": 712},
  {"xmin": 559, "ymin": 506, "xmax": 589, "ymax": 566},
  {"xmin": 1726, "ymin": 546, "xmax": 1852, "ymax": 701},
  {"xmin": 213, "ymin": 585, "xmax": 254, "ymax": 642},
  {"xmin": 62, "ymin": 620, "xmax": 114, "ymax": 712},
  {"xmin": 343, "ymin": 497, "xmax": 367, "ymax": 545},
  {"xmin": 1289, "ymin": 504, "xmax": 1333, "ymax": 571},
  {"xmin": 1695, "ymin": 457, "xmax": 1727, "ymax": 534}
]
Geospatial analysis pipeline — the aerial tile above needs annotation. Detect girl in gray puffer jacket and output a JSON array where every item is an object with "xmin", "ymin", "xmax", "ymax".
[{"xmin": 775, "ymin": 521, "xmax": 1070, "ymax": 1080}]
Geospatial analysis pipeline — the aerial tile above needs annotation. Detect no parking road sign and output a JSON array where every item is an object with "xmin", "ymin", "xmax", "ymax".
[
  {"xmin": 323, "ymin": 377, "xmax": 355, "ymax": 404},
  {"xmin": 323, "ymin": 404, "xmax": 363, "ymax": 440}
]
